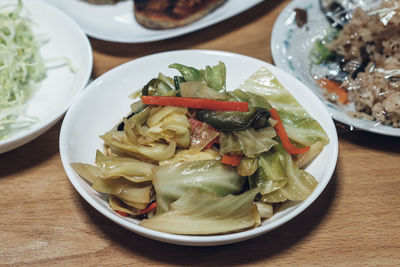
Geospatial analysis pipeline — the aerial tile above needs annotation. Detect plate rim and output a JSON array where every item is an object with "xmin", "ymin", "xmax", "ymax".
[
  {"xmin": 0, "ymin": 0, "xmax": 93, "ymax": 154},
  {"xmin": 270, "ymin": 0, "xmax": 400, "ymax": 137},
  {"xmin": 59, "ymin": 49, "xmax": 338, "ymax": 246}
]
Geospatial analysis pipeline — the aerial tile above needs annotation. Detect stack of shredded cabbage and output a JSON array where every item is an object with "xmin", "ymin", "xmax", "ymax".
[
  {"xmin": 0, "ymin": 0, "xmax": 46, "ymax": 140},
  {"xmin": 72, "ymin": 62, "xmax": 330, "ymax": 235}
]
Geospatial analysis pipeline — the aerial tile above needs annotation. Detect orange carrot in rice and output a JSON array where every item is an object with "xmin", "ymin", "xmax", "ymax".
[{"xmin": 317, "ymin": 78, "xmax": 348, "ymax": 104}]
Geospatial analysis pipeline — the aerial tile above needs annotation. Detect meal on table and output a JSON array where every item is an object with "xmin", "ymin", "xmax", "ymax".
[
  {"xmin": 311, "ymin": 0, "xmax": 400, "ymax": 127},
  {"xmin": 71, "ymin": 62, "xmax": 329, "ymax": 235}
]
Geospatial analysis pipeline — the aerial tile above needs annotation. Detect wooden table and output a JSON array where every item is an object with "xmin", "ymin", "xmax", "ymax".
[{"xmin": 1, "ymin": 1, "xmax": 400, "ymax": 265}]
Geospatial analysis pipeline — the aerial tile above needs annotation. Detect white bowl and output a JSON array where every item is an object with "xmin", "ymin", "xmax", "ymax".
[
  {"xmin": 60, "ymin": 50, "xmax": 338, "ymax": 246},
  {"xmin": 0, "ymin": 0, "xmax": 92, "ymax": 154}
]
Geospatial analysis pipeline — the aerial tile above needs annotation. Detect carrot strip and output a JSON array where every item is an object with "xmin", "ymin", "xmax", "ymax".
[
  {"xmin": 142, "ymin": 95, "xmax": 249, "ymax": 112},
  {"xmin": 269, "ymin": 108, "xmax": 310, "ymax": 155},
  {"xmin": 288, "ymin": 146, "xmax": 310, "ymax": 154},
  {"xmin": 221, "ymin": 155, "xmax": 243, "ymax": 166},
  {"xmin": 137, "ymin": 202, "xmax": 157, "ymax": 215},
  {"xmin": 317, "ymin": 78, "xmax": 348, "ymax": 104},
  {"xmin": 115, "ymin": 210, "xmax": 129, "ymax": 217}
]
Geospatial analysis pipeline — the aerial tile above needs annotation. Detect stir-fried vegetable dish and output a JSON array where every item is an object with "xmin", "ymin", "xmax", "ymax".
[{"xmin": 72, "ymin": 62, "xmax": 329, "ymax": 235}]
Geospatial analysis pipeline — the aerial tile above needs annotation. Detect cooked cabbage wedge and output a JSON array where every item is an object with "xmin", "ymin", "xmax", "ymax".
[
  {"xmin": 249, "ymin": 143, "xmax": 318, "ymax": 203},
  {"xmin": 158, "ymin": 149, "xmax": 219, "ymax": 166},
  {"xmin": 152, "ymin": 160, "xmax": 246, "ymax": 214},
  {"xmin": 237, "ymin": 158, "xmax": 258, "ymax": 176},
  {"xmin": 95, "ymin": 150, "xmax": 154, "ymax": 182},
  {"xmin": 256, "ymin": 202, "xmax": 273, "ymax": 219},
  {"xmin": 124, "ymin": 106, "xmax": 190, "ymax": 148},
  {"xmin": 70, "ymin": 162, "xmax": 153, "ymax": 205},
  {"xmin": 238, "ymin": 67, "xmax": 329, "ymax": 147},
  {"xmin": 101, "ymin": 131, "xmax": 176, "ymax": 161},
  {"xmin": 109, "ymin": 197, "xmax": 135, "ymax": 215},
  {"xmin": 140, "ymin": 188, "xmax": 260, "ymax": 235}
]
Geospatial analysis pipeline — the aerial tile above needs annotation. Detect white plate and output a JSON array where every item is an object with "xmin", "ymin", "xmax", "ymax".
[
  {"xmin": 42, "ymin": 0, "xmax": 263, "ymax": 43},
  {"xmin": 271, "ymin": 0, "xmax": 400, "ymax": 137},
  {"xmin": 0, "ymin": 0, "xmax": 92, "ymax": 154},
  {"xmin": 59, "ymin": 50, "xmax": 338, "ymax": 246}
]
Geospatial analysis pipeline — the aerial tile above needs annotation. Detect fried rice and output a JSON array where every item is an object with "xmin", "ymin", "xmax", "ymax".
[{"xmin": 326, "ymin": 0, "xmax": 400, "ymax": 127}]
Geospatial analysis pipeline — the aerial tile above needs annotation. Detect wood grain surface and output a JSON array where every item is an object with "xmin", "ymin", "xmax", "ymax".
[{"xmin": 1, "ymin": 1, "xmax": 400, "ymax": 265}]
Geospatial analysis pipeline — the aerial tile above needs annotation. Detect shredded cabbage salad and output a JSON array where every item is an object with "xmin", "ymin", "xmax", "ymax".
[{"xmin": 0, "ymin": 0, "xmax": 46, "ymax": 140}]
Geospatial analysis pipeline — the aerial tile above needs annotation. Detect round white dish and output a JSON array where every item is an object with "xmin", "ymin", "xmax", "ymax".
[
  {"xmin": 59, "ymin": 50, "xmax": 338, "ymax": 246},
  {"xmin": 271, "ymin": 0, "xmax": 400, "ymax": 137},
  {"xmin": 0, "ymin": 0, "xmax": 92, "ymax": 154},
  {"xmin": 42, "ymin": 0, "xmax": 263, "ymax": 43}
]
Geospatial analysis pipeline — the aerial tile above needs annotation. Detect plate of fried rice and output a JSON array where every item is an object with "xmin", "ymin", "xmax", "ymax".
[{"xmin": 271, "ymin": 0, "xmax": 400, "ymax": 136}]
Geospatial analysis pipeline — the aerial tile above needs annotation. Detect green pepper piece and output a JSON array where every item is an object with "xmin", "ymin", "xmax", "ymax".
[
  {"xmin": 195, "ymin": 90, "xmax": 272, "ymax": 131},
  {"xmin": 196, "ymin": 108, "xmax": 271, "ymax": 131}
]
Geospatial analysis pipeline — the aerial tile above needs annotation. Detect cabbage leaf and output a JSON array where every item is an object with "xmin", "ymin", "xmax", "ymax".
[
  {"xmin": 140, "ymin": 188, "xmax": 260, "ymax": 235},
  {"xmin": 158, "ymin": 149, "xmax": 219, "ymax": 166},
  {"xmin": 238, "ymin": 67, "xmax": 329, "ymax": 147},
  {"xmin": 179, "ymin": 81, "xmax": 228, "ymax": 100},
  {"xmin": 249, "ymin": 143, "xmax": 318, "ymax": 203},
  {"xmin": 152, "ymin": 160, "xmax": 246, "ymax": 214},
  {"xmin": 95, "ymin": 150, "xmax": 154, "ymax": 182},
  {"xmin": 169, "ymin": 62, "xmax": 226, "ymax": 93},
  {"xmin": 101, "ymin": 131, "xmax": 176, "ymax": 161},
  {"xmin": 124, "ymin": 106, "xmax": 190, "ymax": 148},
  {"xmin": 70, "ymin": 162, "xmax": 153, "ymax": 204}
]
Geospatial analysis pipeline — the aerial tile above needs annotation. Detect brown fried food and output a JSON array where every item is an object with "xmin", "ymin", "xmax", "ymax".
[{"xmin": 133, "ymin": 0, "xmax": 227, "ymax": 29}]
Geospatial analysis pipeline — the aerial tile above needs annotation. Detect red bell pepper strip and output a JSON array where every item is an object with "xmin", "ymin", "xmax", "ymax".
[
  {"xmin": 269, "ymin": 108, "xmax": 310, "ymax": 155},
  {"xmin": 221, "ymin": 155, "xmax": 243, "ymax": 166},
  {"xmin": 142, "ymin": 95, "xmax": 249, "ymax": 112}
]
